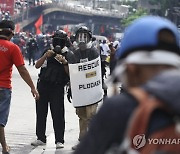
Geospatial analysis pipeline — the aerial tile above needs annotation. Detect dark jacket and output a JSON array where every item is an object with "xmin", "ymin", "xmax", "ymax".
[
  {"xmin": 74, "ymin": 69, "xmax": 180, "ymax": 154},
  {"xmin": 26, "ymin": 38, "xmax": 38, "ymax": 53},
  {"xmin": 71, "ymin": 46, "xmax": 99, "ymax": 64},
  {"xmin": 38, "ymin": 49, "xmax": 74, "ymax": 86}
]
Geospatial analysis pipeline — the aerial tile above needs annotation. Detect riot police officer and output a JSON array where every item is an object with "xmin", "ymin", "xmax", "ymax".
[
  {"xmin": 31, "ymin": 30, "xmax": 72, "ymax": 149},
  {"xmin": 26, "ymin": 34, "xmax": 39, "ymax": 65}
]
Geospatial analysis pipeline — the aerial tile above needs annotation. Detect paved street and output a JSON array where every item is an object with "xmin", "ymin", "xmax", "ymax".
[{"xmin": 2, "ymin": 61, "xmax": 115, "ymax": 154}]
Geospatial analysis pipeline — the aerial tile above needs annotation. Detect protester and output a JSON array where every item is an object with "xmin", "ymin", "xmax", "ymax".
[
  {"xmin": 73, "ymin": 16, "xmax": 180, "ymax": 154},
  {"xmin": 108, "ymin": 43, "xmax": 115, "ymax": 74},
  {"xmin": 109, "ymin": 40, "xmax": 119, "ymax": 75},
  {"xmin": 31, "ymin": 30, "xmax": 73, "ymax": 149},
  {"xmin": 0, "ymin": 20, "xmax": 39, "ymax": 154},
  {"xmin": 69, "ymin": 26, "xmax": 103, "ymax": 150},
  {"xmin": 100, "ymin": 39, "xmax": 110, "ymax": 59}
]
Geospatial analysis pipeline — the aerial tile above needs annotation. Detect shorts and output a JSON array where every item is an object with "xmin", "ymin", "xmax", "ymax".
[
  {"xmin": 76, "ymin": 103, "xmax": 98, "ymax": 119},
  {"xmin": 0, "ymin": 88, "xmax": 11, "ymax": 127}
]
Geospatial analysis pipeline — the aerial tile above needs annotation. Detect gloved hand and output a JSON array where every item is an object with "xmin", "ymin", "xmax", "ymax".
[
  {"xmin": 67, "ymin": 87, "xmax": 72, "ymax": 103},
  {"xmin": 66, "ymin": 82, "xmax": 72, "ymax": 103}
]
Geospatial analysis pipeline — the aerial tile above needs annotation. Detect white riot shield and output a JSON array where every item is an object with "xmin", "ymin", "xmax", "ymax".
[{"xmin": 69, "ymin": 56, "xmax": 103, "ymax": 107}]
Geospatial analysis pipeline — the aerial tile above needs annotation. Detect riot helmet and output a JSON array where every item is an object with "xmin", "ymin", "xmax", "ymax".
[
  {"xmin": 75, "ymin": 26, "xmax": 92, "ymax": 50},
  {"xmin": 52, "ymin": 30, "xmax": 67, "ymax": 51}
]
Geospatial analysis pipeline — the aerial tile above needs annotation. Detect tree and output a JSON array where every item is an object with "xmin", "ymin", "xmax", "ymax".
[{"xmin": 121, "ymin": 8, "xmax": 147, "ymax": 28}]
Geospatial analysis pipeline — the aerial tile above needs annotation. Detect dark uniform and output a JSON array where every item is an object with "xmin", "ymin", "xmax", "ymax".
[
  {"xmin": 26, "ymin": 37, "xmax": 38, "ymax": 65},
  {"xmin": 72, "ymin": 47, "xmax": 99, "ymax": 63},
  {"xmin": 36, "ymin": 51, "xmax": 69, "ymax": 144},
  {"xmin": 32, "ymin": 30, "xmax": 73, "ymax": 147}
]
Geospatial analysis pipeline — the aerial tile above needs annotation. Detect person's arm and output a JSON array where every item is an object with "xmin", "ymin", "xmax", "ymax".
[
  {"xmin": 16, "ymin": 65, "xmax": 39, "ymax": 100},
  {"xmin": 63, "ymin": 63, "xmax": 69, "ymax": 75}
]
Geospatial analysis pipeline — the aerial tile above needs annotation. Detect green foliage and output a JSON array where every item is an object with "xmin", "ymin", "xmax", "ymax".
[
  {"xmin": 121, "ymin": 9, "xmax": 147, "ymax": 28},
  {"xmin": 120, "ymin": 0, "xmax": 179, "ymax": 28}
]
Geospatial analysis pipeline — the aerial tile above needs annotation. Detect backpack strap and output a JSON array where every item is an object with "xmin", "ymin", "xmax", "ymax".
[
  {"xmin": 141, "ymin": 125, "xmax": 180, "ymax": 154},
  {"xmin": 127, "ymin": 88, "xmax": 180, "ymax": 154},
  {"xmin": 128, "ymin": 88, "xmax": 165, "ymax": 149}
]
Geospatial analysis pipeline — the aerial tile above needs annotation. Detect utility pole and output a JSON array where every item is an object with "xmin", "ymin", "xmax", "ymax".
[
  {"xmin": 26, "ymin": 0, "xmax": 29, "ymax": 20},
  {"xmin": 92, "ymin": 0, "xmax": 95, "ymax": 9},
  {"xmin": 109, "ymin": 0, "xmax": 111, "ymax": 11}
]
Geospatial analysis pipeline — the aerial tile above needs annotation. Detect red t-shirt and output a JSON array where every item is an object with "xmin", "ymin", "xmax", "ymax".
[{"xmin": 0, "ymin": 39, "xmax": 25, "ymax": 88}]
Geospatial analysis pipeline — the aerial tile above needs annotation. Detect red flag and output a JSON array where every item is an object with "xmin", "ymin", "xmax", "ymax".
[{"xmin": 35, "ymin": 15, "xmax": 43, "ymax": 35}]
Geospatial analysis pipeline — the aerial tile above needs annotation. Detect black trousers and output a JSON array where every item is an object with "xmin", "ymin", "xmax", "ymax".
[
  {"xmin": 36, "ymin": 81, "xmax": 65, "ymax": 144},
  {"xmin": 28, "ymin": 52, "xmax": 35, "ymax": 65}
]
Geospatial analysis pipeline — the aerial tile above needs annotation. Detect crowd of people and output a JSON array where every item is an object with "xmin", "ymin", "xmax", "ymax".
[
  {"xmin": 11, "ymin": 32, "xmax": 52, "ymax": 65},
  {"xmin": 0, "ymin": 10, "xmax": 11, "ymax": 21},
  {"xmin": 0, "ymin": 15, "xmax": 180, "ymax": 154}
]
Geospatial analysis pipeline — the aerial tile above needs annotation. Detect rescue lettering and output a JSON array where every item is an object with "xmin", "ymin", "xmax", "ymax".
[
  {"xmin": 79, "ymin": 80, "xmax": 101, "ymax": 90},
  {"xmin": 78, "ymin": 60, "xmax": 99, "ymax": 71}
]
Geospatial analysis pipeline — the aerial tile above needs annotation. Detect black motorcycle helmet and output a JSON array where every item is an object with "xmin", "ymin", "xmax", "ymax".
[{"xmin": 52, "ymin": 30, "xmax": 67, "ymax": 50}]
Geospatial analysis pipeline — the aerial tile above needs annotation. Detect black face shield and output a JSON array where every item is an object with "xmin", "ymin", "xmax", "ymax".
[{"xmin": 52, "ymin": 37, "xmax": 66, "ymax": 51}]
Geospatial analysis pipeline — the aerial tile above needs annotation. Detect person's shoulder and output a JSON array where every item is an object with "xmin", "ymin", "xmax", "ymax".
[
  {"xmin": 89, "ymin": 46, "xmax": 99, "ymax": 56},
  {"xmin": 66, "ymin": 49, "xmax": 77, "ymax": 64},
  {"xmin": 73, "ymin": 48, "xmax": 81, "ymax": 56},
  {"xmin": 90, "ymin": 45, "xmax": 98, "ymax": 51},
  {"xmin": 9, "ymin": 41, "xmax": 20, "ymax": 49},
  {"xmin": 95, "ymin": 92, "xmax": 138, "ymax": 125},
  {"xmin": 103, "ymin": 92, "xmax": 138, "ymax": 110},
  {"xmin": 66, "ymin": 50, "xmax": 75, "ymax": 58},
  {"xmin": 66, "ymin": 48, "xmax": 74, "ymax": 55}
]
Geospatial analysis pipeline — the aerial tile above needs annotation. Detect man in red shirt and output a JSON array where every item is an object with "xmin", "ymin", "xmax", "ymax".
[{"xmin": 0, "ymin": 20, "xmax": 39, "ymax": 154}]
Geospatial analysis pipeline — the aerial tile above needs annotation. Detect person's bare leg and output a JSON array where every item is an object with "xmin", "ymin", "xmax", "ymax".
[{"xmin": 0, "ymin": 126, "xmax": 9, "ymax": 152}]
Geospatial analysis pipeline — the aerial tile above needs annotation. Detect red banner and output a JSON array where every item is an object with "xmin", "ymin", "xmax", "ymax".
[
  {"xmin": 35, "ymin": 15, "xmax": 43, "ymax": 35},
  {"xmin": 0, "ymin": 0, "xmax": 14, "ymax": 15}
]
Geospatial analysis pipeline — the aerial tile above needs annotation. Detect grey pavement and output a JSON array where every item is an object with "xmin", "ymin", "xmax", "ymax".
[{"xmin": 2, "ymin": 60, "xmax": 116, "ymax": 154}]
